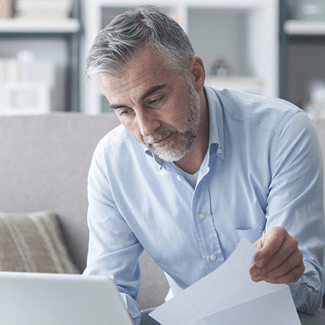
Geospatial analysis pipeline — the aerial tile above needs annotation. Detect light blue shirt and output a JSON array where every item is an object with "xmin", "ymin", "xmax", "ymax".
[{"xmin": 84, "ymin": 86, "xmax": 325, "ymax": 323}]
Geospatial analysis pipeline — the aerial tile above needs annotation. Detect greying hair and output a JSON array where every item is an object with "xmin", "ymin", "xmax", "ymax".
[{"xmin": 86, "ymin": 6, "xmax": 195, "ymax": 79}]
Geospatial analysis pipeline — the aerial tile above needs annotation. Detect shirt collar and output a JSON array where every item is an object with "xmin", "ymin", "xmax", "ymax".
[
  {"xmin": 143, "ymin": 148, "xmax": 162, "ymax": 170},
  {"xmin": 205, "ymin": 85, "xmax": 225, "ymax": 160},
  {"xmin": 144, "ymin": 85, "xmax": 225, "ymax": 168}
]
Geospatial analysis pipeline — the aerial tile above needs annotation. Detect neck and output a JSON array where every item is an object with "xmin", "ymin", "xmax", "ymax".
[{"xmin": 174, "ymin": 90, "xmax": 209, "ymax": 174}]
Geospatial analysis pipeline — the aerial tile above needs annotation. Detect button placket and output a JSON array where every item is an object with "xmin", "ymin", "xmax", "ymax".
[{"xmin": 192, "ymin": 178, "xmax": 224, "ymax": 272}]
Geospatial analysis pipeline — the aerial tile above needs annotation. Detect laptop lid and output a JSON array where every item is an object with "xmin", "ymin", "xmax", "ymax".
[{"xmin": 0, "ymin": 271, "xmax": 133, "ymax": 325}]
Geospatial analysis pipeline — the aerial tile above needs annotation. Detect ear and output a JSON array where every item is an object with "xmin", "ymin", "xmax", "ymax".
[{"xmin": 188, "ymin": 56, "xmax": 206, "ymax": 92}]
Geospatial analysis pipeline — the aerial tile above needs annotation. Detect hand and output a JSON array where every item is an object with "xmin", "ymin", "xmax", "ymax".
[{"xmin": 250, "ymin": 226, "xmax": 304, "ymax": 284}]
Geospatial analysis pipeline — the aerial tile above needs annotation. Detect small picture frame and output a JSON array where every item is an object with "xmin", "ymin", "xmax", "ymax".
[
  {"xmin": 2, "ymin": 82, "xmax": 51, "ymax": 115},
  {"xmin": 0, "ymin": 0, "xmax": 14, "ymax": 19}
]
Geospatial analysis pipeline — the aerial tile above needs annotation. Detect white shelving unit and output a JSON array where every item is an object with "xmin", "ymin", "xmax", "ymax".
[
  {"xmin": 82, "ymin": 0, "xmax": 279, "ymax": 114},
  {"xmin": 284, "ymin": 20, "xmax": 325, "ymax": 35},
  {"xmin": 0, "ymin": 1, "xmax": 81, "ymax": 113},
  {"xmin": 205, "ymin": 76, "xmax": 263, "ymax": 95},
  {"xmin": 0, "ymin": 18, "xmax": 80, "ymax": 33}
]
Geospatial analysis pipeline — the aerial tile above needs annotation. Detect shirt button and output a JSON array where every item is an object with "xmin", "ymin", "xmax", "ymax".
[
  {"xmin": 199, "ymin": 213, "xmax": 206, "ymax": 220},
  {"xmin": 177, "ymin": 175, "xmax": 182, "ymax": 181},
  {"xmin": 218, "ymin": 148, "xmax": 222, "ymax": 154},
  {"xmin": 210, "ymin": 254, "xmax": 217, "ymax": 261}
]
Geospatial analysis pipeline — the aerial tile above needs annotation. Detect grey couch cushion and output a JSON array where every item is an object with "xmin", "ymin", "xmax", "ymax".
[{"xmin": 0, "ymin": 210, "xmax": 79, "ymax": 274}]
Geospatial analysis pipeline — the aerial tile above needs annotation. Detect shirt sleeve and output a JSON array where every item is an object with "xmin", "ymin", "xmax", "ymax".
[
  {"xmin": 83, "ymin": 143, "xmax": 143, "ymax": 323},
  {"xmin": 266, "ymin": 111, "xmax": 325, "ymax": 314}
]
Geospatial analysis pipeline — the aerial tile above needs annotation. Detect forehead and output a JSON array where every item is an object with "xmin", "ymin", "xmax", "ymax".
[{"xmin": 98, "ymin": 47, "xmax": 179, "ymax": 100}]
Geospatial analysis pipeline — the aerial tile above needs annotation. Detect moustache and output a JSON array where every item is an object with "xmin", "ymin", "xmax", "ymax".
[{"xmin": 144, "ymin": 130, "xmax": 178, "ymax": 145}]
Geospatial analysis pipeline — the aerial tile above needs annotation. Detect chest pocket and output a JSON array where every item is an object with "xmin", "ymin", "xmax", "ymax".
[{"xmin": 233, "ymin": 222, "xmax": 266, "ymax": 245}]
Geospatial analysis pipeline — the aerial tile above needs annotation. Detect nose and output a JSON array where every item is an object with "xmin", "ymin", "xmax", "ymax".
[{"xmin": 137, "ymin": 110, "xmax": 160, "ymax": 137}]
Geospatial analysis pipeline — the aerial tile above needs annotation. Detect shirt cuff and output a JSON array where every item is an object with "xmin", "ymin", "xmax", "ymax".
[
  {"xmin": 289, "ymin": 259, "xmax": 324, "ymax": 314},
  {"xmin": 121, "ymin": 292, "xmax": 141, "ymax": 325}
]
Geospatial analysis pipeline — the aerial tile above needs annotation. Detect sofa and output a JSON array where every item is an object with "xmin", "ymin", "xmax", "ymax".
[{"xmin": 0, "ymin": 113, "xmax": 324, "ymax": 324}]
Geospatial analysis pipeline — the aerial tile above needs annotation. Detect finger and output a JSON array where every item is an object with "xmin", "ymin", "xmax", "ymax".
[
  {"xmin": 264, "ymin": 262, "xmax": 305, "ymax": 284},
  {"xmin": 254, "ymin": 227, "xmax": 287, "ymax": 268},
  {"xmin": 264, "ymin": 250, "xmax": 304, "ymax": 281},
  {"xmin": 253, "ymin": 238, "xmax": 263, "ymax": 251},
  {"xmin": 257, "ymin": 235, "xmax": 299, "ymax": 274},
  {"xmin": 251, "ymin": 249, "xmax": 304, "ymax": 282}
]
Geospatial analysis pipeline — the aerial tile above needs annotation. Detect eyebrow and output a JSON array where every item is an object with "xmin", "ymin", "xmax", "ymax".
[
  {"xmin": 109, "ymin": 84, "xmax": 167, "ymax": 110},
  {"xmin": 110, "ymin": 103, "xmax": 126, "ymax": 110},
  {"xmin": 140, "ymin": 84, "xmax": 167, "ymax": 102}
]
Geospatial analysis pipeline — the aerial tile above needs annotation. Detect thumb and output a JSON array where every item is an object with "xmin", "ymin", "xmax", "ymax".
[{"xmin": 253, "ymin": 227, "xmax": 286, "ymax": 267}]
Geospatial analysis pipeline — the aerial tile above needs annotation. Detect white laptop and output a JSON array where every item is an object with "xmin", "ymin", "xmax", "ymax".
[{"xmin": 0, "ymin": 271, "xmax": 133, "ymax": 325}]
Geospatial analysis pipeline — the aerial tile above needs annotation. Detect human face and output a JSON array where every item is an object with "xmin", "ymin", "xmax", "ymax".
[
  {"xmin": 141, "ymin": 78, "xmax": 200, "ymax": 161},
  {"xmin": 98, "ymin": 48, "xmax": 201, "ymax": 162}
]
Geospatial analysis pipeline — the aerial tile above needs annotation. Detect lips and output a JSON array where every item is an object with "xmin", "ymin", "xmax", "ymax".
[{"xmin": 152, "ymin": 134, "xmax": 173, "ymax": 148}]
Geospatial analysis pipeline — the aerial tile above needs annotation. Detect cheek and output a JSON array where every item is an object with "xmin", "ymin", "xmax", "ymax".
[
  {"xmin": 121, "ymin": 120, "xmax": 144, "ymax": 144},
  {"xmin": 170, "ymin": 97, "xmax": 191, "ymax": 126}
]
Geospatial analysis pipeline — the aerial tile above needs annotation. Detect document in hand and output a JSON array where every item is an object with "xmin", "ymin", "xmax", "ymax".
[{"xmin": 150, "ymin": 238, "xmax": 301, "ymax": 325}]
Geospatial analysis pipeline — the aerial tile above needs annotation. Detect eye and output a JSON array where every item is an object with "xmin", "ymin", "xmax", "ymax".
[
  {"xmin": 148, "ymin": 96, "xmax": 164, "ymax": 106},
  {"xmin": 118, "ymin": 109, "xmax": 131, "ymax": 117}
]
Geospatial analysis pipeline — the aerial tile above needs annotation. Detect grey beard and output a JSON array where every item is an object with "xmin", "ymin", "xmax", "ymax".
[{"xmin": 144, "ymin": 78, "xmax": 201, "ymax": 162}]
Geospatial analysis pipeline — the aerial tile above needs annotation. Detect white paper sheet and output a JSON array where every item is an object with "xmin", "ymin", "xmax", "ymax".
[{"xmin": 150, "ymin": 238, "xmax": 301, "ymax": 325}]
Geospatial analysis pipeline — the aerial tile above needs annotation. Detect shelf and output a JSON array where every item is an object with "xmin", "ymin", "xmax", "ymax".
[
  {"xmin": 94, "ymin": 0, "xmax": 263, "ymax": 9},
  {"xmin": 0, "ymin": 18, "xmax": 80, "ymax": 34},
  {"xmin": 205, "ymin": 76, "xmax": 263, "ymax": 94},
  {"xmin": 284, "ymin": 20, "xmax": 325, "ymax": 35},
  {"xmin": 185, "ymin": 0, "xmax": 263, "ymax": 9}
]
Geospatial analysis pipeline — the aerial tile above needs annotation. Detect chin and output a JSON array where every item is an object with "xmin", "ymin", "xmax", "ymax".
[{"xmin": 154, "ymin": 147, "xmax": 189, "ymax": 162}]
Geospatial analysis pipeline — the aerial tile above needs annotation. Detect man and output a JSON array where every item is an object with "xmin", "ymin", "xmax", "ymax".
[{"xmin": 84, "ymin": 6, "xmax": 325, "ymax": 325}]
